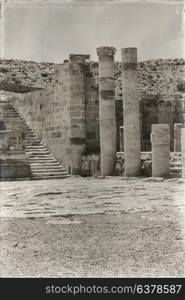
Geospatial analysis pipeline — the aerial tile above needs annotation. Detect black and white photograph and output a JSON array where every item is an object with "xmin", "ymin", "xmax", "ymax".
[{"xmin": 0, "ymin": 0, "xmax": 185, "ymax": 297}]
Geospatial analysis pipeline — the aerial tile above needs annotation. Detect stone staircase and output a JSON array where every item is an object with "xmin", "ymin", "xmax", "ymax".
[{"xmin": 2, "ymin": 102, "xmax": 69, "ymax": 180}]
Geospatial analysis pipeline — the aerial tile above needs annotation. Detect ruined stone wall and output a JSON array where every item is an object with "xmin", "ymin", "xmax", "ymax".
[
  {"xmin": 2, "ymin": 57, "xmax": 185, "ymax": 163},
  {"xmin": 140, "ymin": 93, "xmax": 184, "ymax": 151},
  {"xmin": 8, "ymin": 61, "xmax": 75, "ymax": 171},
  {"xmin": 10, "ymin": 85, "xmax": 71, "ymax": 169},
  {"xmin": 116, "ymin": 93, "xmax": 184, "ymax": 151},
  {"xmin": 8, "ymin": 60, "xmax": 100, "ymax": 172}
]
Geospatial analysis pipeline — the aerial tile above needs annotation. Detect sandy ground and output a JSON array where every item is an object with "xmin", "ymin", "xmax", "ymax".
[{"xmin": 0, "ymin": 176, "xmax": 185, "ymax": 277}]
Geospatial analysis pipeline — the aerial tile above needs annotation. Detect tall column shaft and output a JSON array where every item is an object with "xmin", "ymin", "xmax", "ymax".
[
  {"xmin": 151, "ymin": 124, "xmax": 170, "ymax": 177},
  {"xmin": 96, "ymin": 46, "xmax": 116, "ymax": 176},
  {"xmin": 174, "ymin": 123, "xmax": 183, "ymax": 152},
  {"xmin": 181, "ymin": 128, "xmax": 185, "ymax": 178},
  {"xmin": 55, "ymin": 56, "xmax": 86, "ymax": 175},
  {"xmin": 121, "ymin": 48, "xmax": 141, "ymax": 176}
]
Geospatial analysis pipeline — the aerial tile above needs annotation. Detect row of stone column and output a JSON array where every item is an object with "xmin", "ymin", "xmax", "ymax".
[
  {"xmin": 97, "ymin": 46, "xmax": 141, "ymax": 177},
  {"xmin": 120, "ymin": 123, "xmax": 183, "ymax": 153},
  {"xmin": 96, "ymin": 46, "xmax": 185, "ymax": 178}
]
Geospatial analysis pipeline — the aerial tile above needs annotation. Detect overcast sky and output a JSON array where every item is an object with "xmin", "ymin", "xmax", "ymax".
[{"xmin": 1, "ymin": 1, "xmax": 184, "ymax": 62}]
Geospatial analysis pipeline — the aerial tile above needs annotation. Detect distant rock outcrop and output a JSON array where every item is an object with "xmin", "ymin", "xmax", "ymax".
[{"xmin": 0, "ymin": 58, "xmax": 184, "ymax": 96}]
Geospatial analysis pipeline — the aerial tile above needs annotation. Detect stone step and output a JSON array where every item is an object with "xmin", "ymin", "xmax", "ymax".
[
  {"xmin": 28, "ymin": 154, "xmax": 54, "ymax": 159},
  {"xmin": 29, "ymin": 154, "xmax": 56, "ymax": 159},
  {"xmin": 25, "ymin": 145, "xmax": 46, "ymax": 148},
  {"xmin": 31, "ymin": 170, "xmax": 67, "ymax": 175},
  {"xmin": 30, "ymin": 161, "xmax": 59, "ymax": 165},
  {"xmin": 32, "ymin": 172, "xmax": 68, "ymax": 177},
  {"xmin": 170, "ymin": 166, "xmax": 182, "ymax": 170},
  {"xmin": 31, "ymin": 175, "xmax": 70, "ymax": 180},
  {"xmin": 169, "ymin": 173, "xmax": 181, "ymax": 178},
  {"xmin": 31, "ymin": 163, "xmax": 64, "ymax": 168},
  {"xmin": 170, "ymin": 162, "xmax": 182, "ymax": 167},
  {"xmin": 30, "ymin": 158, "xmax": 62, "ymax": 163},
  {"xmin": 25, "ymin": 139, "xmax": 41, "ymax": 142},
  {"xmin": 25, "ymin": 139, "xmax": 40, "ymax": 142},
  {"xmin": 25, "ymin": 140, "xmax": 41, "ymax": 144},
  {"xmin": 170, "ymin": 168, "xmax": 182, "ymax": 174},
  {"xmin": 170, "ymin": 169, "xmax": 182, "ymax": 172},
  {"xmin": 25, "ymin": 148, "xmax": 48, "ymax": 152},
  {"xmin": 30, "ymin": 162, "xmax": 61, "ymax": 166},
  {"xmin": 29, "ymin": 157, "xmax": 57, "ymax": 161},
  {"xmin": 2, "ymin": 102, "xmax": 68, "ymax": 180},
  {"xmin": 31, "ymin": 168, "xmax": 66, "ymax": 173},
  {"xmin": 26, "ymin": 151, "xmax": 51, "ymax": 156},
  {"xmin": 26, "ymin": 146, "xmax": 49, "ymax": 149},
  {"xmin": 32, "ymin": 168, "xmax": 67, "ymax": 173},
  {"xmin": 26, "ymin": 149, "xmax": 49, "ymax": 153},
  {"xmin": 24, "ymin": 142, "xmax": 42, "ymax": 146},
  {"xmin": 30, "ymin": 162, "xmax": 65, "ymax": 167}
]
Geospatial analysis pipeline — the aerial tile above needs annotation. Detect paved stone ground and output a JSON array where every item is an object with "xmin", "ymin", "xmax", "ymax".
[{"xmin": 0, "ymin": 176, "xmax": 185, "ymax": 277}]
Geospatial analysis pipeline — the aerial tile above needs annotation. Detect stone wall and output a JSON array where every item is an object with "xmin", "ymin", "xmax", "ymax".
[
  {"xmin": 10, "ymin": 85, "xmax": 72, "ymax": 171},
  {"xmin": 0, "ymin": 151, "xmax": 31, "ymax": 180},
  {"xmin": 9, "ymin": 59, "xmax": 100, "ymax": 173},
  {"xmin": 2, "ymin": 56, "xmax": 184, "ymax": 173},
  {"xmin": 140, "ymin": 93, "xmax": 184, "ymax": 151},
  {"xmin": 0, "ymin": 122, "xmax": 31, "ymax": 179},
  {"xmin": 116, "ymin": 93, "xmax": 185, "ymax": 151}
]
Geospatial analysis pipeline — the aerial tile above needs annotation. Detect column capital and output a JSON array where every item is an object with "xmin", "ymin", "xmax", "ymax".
[
  {"xmin": 96, "ymin": 46, "xmax": 116, "ymax": 57},
  {"xmin": 69, "ymin": 54, "xmax": 90, "ymax": 62}
]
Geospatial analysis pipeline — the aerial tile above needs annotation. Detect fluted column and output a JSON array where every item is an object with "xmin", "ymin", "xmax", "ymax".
[
  {"xmin": 96, "ymin": 46, "xmax": 117, "ymax": 176},
  {"xmin": 121, "ymin": 47, "xmax": 141, "ymax": 176}
]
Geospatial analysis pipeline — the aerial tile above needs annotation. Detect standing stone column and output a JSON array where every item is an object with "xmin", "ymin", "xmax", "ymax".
[
  {"xmin": 96, "ymin": 46, "xmax": 116, "ymax": 176},
  {"xmin": 174, "ymin": 123, "xmax": 183, "ymax": 152},
  {"xmin": 121, "ymin": 48, "xmax": 141, "ymax": 176},
  {"xmin": 54, "ymin": 55, "xmax": 87, "ymax": 175},
  {"xmin": 151, "ymin": 124, "xmax": 170, "ymax": 177},
  {"xmin": 68, "ymin": 56, "xmax": 87, "ymax": 175},
  {"xmin": 181, "ymin": 128, "xmax": 185, "ymax": 178}
]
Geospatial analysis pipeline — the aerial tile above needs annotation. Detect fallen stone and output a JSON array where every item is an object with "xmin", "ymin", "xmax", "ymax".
[
  {"xmin": 178, "ymin": 178, "xmax": 185, "ymax": 184},
  {"xmin": 121, "ymin": 176, "xmax": 138, "ymax": 180},
  {"xmin": 97, "ymin": 176, "xmax": 106, "ymax": 179}
]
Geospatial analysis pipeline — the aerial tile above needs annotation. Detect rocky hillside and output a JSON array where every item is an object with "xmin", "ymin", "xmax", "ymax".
[
  {"xmin": 0, "ymin": 58, "xmax": 184, "ymax": 96},
  {"xmin": 0, "ymin": 59, "xmax": 56, "ymax": 92},
  {"xmin": 90, "ymin": 59, "xmax": 185, "ymax": 99}
]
